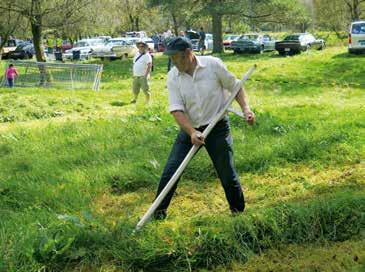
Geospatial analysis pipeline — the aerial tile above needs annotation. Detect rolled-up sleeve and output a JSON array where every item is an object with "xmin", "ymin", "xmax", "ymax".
[
  {"xmin": 167, "ymin": 75, "xmax": 185, "ymax": 112},
  {"xmin": 214, "ymin": 58, "xmax": 240, "ymax": 93}
]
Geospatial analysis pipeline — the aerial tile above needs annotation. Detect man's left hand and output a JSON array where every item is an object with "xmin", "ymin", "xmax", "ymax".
[{"xmin": 244, "ymin": 109, "xmax": 255, "ymax": 125}]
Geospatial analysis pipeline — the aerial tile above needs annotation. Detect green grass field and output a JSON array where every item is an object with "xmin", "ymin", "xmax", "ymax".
[{"xmin": 0, "ymin": 47, "xmax": 364, "ymax": 272}]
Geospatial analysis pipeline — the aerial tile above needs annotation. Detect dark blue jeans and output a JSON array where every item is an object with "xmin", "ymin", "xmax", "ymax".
[
  {"xmin": 7, "ymin": 78, "xmax": 14, "ymax": 88},
  {"xmin": 155, "ymin": 117, "xmax": 245, "ymax": 218}
]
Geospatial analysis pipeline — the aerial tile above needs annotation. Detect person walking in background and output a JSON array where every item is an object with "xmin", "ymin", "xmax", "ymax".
[
  {"xmin": 198, "ymin": 27, "xmax": 206, "ymax": 55},
  {"xmin": 56, "ymin": 37, "xmax": 63, "ymax": 52},
  {"xmin": 131, "ymin": 40, "xmax": 153, "ymax": 104},
  {"xmin": 46, "ymin": 37, "xmax": 54, "ymax": 54},
  {"xmin": 5, "ymin": 64, "xmax": 19, "ymax": 88}
]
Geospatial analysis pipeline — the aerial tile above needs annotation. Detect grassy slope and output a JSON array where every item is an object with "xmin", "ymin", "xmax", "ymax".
[{"xmin": 0, "ymin": 47, "xmax": 364, "ymax": 272}]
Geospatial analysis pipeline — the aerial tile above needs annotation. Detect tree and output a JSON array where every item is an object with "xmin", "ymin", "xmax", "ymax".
[
  {"xmin": 314, "ymin": 0, "xmax": 365, "ymax": 36},
  {"xmin": 147, "ymin": 0, "xmax": 194, "ymax": 35},
  {"xmin": 0, "ymin": 8, "xmax": 24, "ymax": 60},
  {"xmin": 194, "ymin": 0, "xmax": 310, "ymax": 53},
  {"xmin": 343, "ymin": 0, "xmax": 365, "ymax": 20},
  {"xmin": 0, "ymin": 0, "xmax": 93, "ymax": 62},
  {"xmin": 115, "ymin": 0, "xmax": 147, "ymax": 32},
  {"xmin": 314, "ymin": 0, "xmax": 348, "ymax": 35}
]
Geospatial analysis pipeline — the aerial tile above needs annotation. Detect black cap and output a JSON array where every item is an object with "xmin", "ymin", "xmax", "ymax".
[{"xmin": 164, "ymin": 37, "xmax": 192, "ymax": 55}]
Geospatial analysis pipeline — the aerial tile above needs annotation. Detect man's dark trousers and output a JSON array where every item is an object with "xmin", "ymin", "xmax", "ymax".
[{"xmin": 154, "ymin": 116, "xmax": 245, "ymax": 218}]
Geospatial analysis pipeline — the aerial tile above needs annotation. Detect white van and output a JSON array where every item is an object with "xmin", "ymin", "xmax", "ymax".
[{"xmin": 349, "ymin": 21, "xmax": 365, "ymax": 54}]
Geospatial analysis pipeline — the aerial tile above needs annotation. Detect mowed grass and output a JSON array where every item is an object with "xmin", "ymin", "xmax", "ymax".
[{"xmin": 0, "ymin": 46, "xmax": 364, "ymax": 272}]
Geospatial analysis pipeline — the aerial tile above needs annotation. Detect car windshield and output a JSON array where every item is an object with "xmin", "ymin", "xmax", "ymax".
[
  {"xmin": 88, "ymin": 40, "xmax": 104, "ymax": 45},
  {"xmin": 239, "ymin": 35, "xmax": 258, "ymax": 40},
  {"xmin": 284, "ymin": 35, "xmax": 300, "ymax": 41},
  {"xmin": 75, "ymin": 41, "xmax": 88, "ymax": 47},
  {"xmin": 352, "ymin": 23, "xmax": 365, "ymax": 34},
  {"xmin": 7, "ymin": 40, "xmax": 16, "ymax": 47},
  {"xmin": 108, "ymin": 40, "xmax": 126, "ymax": 45},
  {"xmin": 227, "ymin": 35, "xmax": 239, "ymax": 40},
  {"xmin": 15, "ymin": 45, "xmax": 24, "ymax": 50}
]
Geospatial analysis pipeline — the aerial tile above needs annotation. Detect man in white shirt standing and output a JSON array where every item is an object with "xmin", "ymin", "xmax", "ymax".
[
  {"xmin": 153, "ymin": 37, "xmax": 256, "ymax": 220},
  {"xmin": 131, "ymin": 40, "xmax": 152, "ymax": 104}
]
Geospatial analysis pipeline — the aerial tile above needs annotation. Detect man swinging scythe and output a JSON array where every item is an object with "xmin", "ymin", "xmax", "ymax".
[{"xmin": 136, "ymin": 37, "xmax": 256, "ymax": 231}]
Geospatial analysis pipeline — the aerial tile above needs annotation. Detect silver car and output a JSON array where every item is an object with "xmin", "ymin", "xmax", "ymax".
[
  {"xmin": 231, "ymin": 34, "xmax": 276, "ymax": 54},
  {"xmin": 63, "ymin": 39, "xmax": 104, "ymax": 60},
  {"xmin": 92, "ymin": 38, "xmax": 137, "ymax": 59},
  {"xmin": 349, "ymin": 21, "xmax": 365, "ymax": 54}
]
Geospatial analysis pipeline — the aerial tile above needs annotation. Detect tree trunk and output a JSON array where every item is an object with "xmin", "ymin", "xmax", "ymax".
[
  {"xmin": 30, "ymin": 4, "xmax": 51, "ymax": 86},
  {"xmin": 345, "ymin": 0, "xmax": 362, "ymax": 21},
  {"xmin": 212, "ymin": 12, "xmax": 223, "ymax": 53},
  {"xmin": 353, "ymin": 0, "xmax": 361, "ymax": 20},
  {"xmin": 0, "ymin": 34, "xmax": 10, "ymax": 61},
  {"xmin": 30, "ymin": 18, "xmax": 46, "ymax": 62},
  {"xmin": 135, "ymin": 17, "xmax": 139, "ymax": 31},
  {"xmin": 171, "ymin": 12, "xmax": 179, "ymax": 36},
  {"xmin": 129, "ymin": 14, "xmax": 134, "ymax": 31}
]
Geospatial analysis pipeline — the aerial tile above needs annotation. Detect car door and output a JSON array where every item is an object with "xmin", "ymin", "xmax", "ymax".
[
  {"xmin": 263, "ymin": 35, "xmax": 275, "ymax": 51},
  {"xmin": 306, "ymin": 34, "xmax": 317, "ymax": 49}
]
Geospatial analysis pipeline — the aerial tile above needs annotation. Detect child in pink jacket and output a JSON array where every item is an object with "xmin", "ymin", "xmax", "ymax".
[{"xmin": 5, "ymin": 64, "xmax": 19, "ymax": 88}]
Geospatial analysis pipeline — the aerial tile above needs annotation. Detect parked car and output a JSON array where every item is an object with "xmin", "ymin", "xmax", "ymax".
[
  {"xmin": 61, "ymin": 40, "xmax": 73, "ymax": 53},
  {"xmin": 1, "ymin": 39, "xmax": 25, "ymax": 59},
  {"xmin": 275, "ymin": 33, "xmax": 325, "ymax": 56},
  {"xmin": 185, "ymin": 30, "xmax": 213, "ymax": 51},
  {"xmin": 125, "ymin": 31, "xmax": 147, "ymax": 39},
  {"xmin": 63, "ymin": 38, "xmax": 104, "ymax": 60},
  {"xmin": 231, "ymin": 34, "xmax": 276, "ymax": 54},
  {"xmin": 7, "ymin": 42, "xmax": 35, "ymax": 59},
  {"xmin": 92, "ymin": 38, "xmax": 137, "ymax": 59},
  {"xmin": 143, "ymin": 38, "xmax": 155, "ymax": 52},
  {"xmin": 348, "ymin": 21, "xmax": 365, "ymax": 54},
  {"xmin": 223, "ymin": 35, "xmax": 240, "ymax": 50},
  {"xmin": 97, "ymin": 36, "xmax": 112, "ymax": 43}
]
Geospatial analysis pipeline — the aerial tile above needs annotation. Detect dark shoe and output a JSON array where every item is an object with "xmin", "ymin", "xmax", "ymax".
[
  {"xmin": 153, "ymin": 210, "xmax": 167, "ymax": 220},
  {"xmin": 130, "ymin": 99, "xmax": 136, "ymax": 104},
  {"xmin": 231, "ymin": 208, "xmax": 244, "ymax": 217}
]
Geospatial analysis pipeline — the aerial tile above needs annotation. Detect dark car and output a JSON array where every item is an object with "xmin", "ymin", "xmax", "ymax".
[
  {"xmin": 275, "ymin": 33, "xmax": 325, "ymax": 55},
  {"xmin": 185, "ymin": 30, "xmax": 201, "ymax": 51},
  {"xmin": 231, "ymin": 34, "xmax": 276, "ymax": 54},
  {"xmin": 7, "ymin": 43, "xmax": 35, "ymax": 59},
  {"xmin": 223, "ymin": 35, "xmax": 240, "ymax": 50},
  {"xmin": 1, "ymin": 39, "xmax": 25, "ymax": 59}
]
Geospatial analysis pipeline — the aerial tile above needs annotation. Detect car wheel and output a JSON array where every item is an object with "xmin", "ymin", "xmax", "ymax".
[
  {"xmin": 259, "ymin": 45, "xmax": 264, "ymax": 54},
  {"xmin": 278, "ymin": 51, "xmax": 285, "ymax": 56},
  {"xmin": 348, "ymin": 48, "xmax": 358, "ymax": 54},
  {"xmin": 233, "ymin": 49, "xmax": 240, "ymax": 54},
  {"xmin": 319, "ymin": 42, "xmax": 326, "ymax": 50}
]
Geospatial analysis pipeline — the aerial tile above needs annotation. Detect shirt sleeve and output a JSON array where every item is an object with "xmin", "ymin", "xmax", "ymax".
[
  {"xmin": 146, "ymin": 54, "xmax": 152, "ymax": 64},
  {"xmin": 214, "ymin": 58, "xmax": 240, "ymax": 93},
  {"xmin": 167, "ymin": 73, "xmax": 185, "ymax": 113}
]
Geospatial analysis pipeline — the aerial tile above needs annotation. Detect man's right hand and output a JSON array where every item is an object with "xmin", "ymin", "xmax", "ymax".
[{"xmin": 190, "ymin": 130, "xmax": 205, "ymax": 146}]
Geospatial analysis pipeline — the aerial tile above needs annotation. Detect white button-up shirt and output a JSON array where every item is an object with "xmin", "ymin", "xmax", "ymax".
[{"xmin": 167, "ymin": 56, "xmax": 240, "ymax": 128}]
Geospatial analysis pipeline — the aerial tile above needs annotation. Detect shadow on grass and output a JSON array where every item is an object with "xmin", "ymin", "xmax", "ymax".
[
  {"xmin": 332, "ymin": 52, "xmax": 365, "ymax": 59},
  {"xmin": 110, "ymin": 101, "xmax": 128, "ymax": 107}
]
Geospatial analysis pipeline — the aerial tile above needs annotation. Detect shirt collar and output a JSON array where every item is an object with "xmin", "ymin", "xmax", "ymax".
[{"xmin": 176, "ymin": 56, "xmax": 206, "ymax": 77}]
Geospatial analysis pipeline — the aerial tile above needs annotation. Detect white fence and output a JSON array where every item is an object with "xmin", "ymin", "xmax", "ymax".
[{"xmin": 1, "ymin": 61, "xmax": 103, "ymax": 91}]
